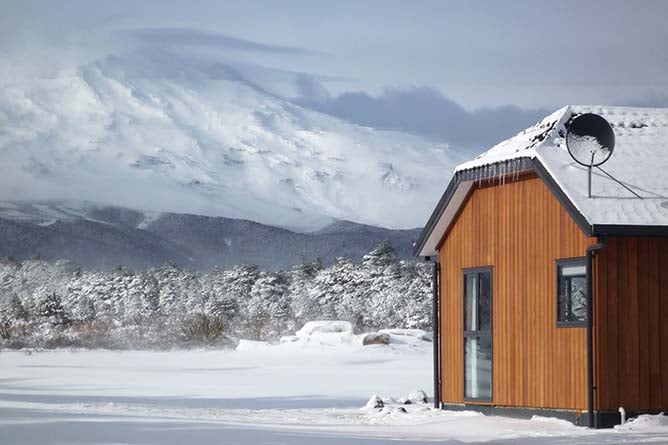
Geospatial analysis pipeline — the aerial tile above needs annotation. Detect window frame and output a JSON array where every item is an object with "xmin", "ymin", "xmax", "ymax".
[
  {"xmin": 462, "ymin": 266, "xmax": 493, "ymax": 403},
  {"xmin": 555, "ymin": 257, "xmax": 588, "ymax": 328}
]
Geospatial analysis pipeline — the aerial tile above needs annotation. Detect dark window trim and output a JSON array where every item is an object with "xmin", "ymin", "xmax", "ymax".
[
  {"xmin": 556, "ymin": 257, "xmax": 587, "ymax": 328},
  {"xmin": 462, "ymin": 266, "xmax": 493, "ymax": 403}
]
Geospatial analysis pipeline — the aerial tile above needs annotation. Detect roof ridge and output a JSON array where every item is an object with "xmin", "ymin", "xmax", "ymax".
[{"xmin": 455, "ymin": 106, "xmax": 570, "ymax": 172}]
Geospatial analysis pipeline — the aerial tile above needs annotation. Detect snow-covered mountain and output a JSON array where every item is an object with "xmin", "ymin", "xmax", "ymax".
[{"xmin": 0, "ymin": 49, "xmax": 461, "ymax": 231}]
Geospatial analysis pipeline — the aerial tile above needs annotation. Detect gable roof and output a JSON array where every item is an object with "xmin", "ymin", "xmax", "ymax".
[{"xmin": 415, "ymin": 105, "xmax": 668, "ymax": 257}]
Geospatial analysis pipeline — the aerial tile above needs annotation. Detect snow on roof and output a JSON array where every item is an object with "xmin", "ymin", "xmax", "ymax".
[
  {"xmin": 415, "ymin": 105, "xmax": 668, "ymax": 257},
  {"xmin": 458, "ymin": 105, "xmax": 668, "ymax": 227}
]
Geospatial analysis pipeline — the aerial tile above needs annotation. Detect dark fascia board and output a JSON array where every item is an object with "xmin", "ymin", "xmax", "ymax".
[
  {"xmin": 592, "ymin": 224, "xmax": 668, "ymax": 237},
  {"xmin": 412, "ymin": 172, "xmax": 462, "ymax": 257}
]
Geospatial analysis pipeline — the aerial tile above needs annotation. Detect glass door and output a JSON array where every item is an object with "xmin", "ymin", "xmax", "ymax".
[{"xmin": 464, "ymin": 268, "xmax": 492, "ymax": 401}]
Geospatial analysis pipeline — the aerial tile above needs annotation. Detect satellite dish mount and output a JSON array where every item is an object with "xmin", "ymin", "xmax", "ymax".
[{"xmin": 565, "ymin": 113, "xmax": 615, "ymax": 198}]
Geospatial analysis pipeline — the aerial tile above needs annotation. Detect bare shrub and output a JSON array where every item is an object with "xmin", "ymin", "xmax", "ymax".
[
  {"xmin": 180, "ymin": 313, "xmax": 231, "ymax": 347},
  {"xmin": 0, "ymin": 320, "xmax": 11, "ymax": 340}
]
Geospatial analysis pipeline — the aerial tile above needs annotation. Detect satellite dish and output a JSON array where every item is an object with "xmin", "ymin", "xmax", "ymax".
[
  {"xmin": 566, "ymin": 113, "xmax": 615, "ymax": 167},
  {"xmin": 565, "ymin": 113, "xmax": 615, "ymax": 198}
]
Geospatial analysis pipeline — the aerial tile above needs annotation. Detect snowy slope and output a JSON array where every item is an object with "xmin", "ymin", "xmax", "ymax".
[{"xmin": 0, "ymin": 50, "xmax": 461, "ymax": 231}]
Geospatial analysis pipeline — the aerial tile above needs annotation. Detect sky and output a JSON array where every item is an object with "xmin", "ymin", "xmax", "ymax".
[{"xmin": 2, "ymin": 0, "xmax": 668, "ymax": 153}]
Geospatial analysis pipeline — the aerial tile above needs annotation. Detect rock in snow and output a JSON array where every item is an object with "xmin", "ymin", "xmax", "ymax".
[
  {"xmin": 279, "ymin": 335, "xmax": 299, "ymax": 343},
  {"xmin": 361, "ymin": 332, "xmax": 391, "ymax": 346},
  {"xmin": 365, "ymin": 395, "xmax": 385, "ymax": 410},
  {"xmin": 408, "ymin": 389, "xmax": 429, "ymax": 404},
  {"xmin": 380, "ymin": 406, "xmax": 407, "ymax": 414},
  {"xmin": 295, "ymin": 321, "xmax": 354, "ymax": 337},
  {"xmin": 379, "ymin": 328, "xmax": 431, "ymax": 341}
]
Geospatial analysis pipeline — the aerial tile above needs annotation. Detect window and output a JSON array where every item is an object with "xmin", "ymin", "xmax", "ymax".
[
  {"xmin": 463, "ymin": 268, "xmax": 492, "ymax": 401},
  {"xmin": 557, "ymin": 258, "xmax": 587, "ymax": 326}
]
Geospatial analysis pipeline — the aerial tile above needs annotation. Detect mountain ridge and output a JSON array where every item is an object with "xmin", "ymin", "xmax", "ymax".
[{"xmin": 0, "ymin": 201, "xmax": 422, "ymax": 271}]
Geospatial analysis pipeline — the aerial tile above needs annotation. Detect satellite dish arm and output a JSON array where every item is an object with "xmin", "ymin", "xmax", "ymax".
[
  {"xmin": 595, "ymin": 166, "xmax": 643, "ymax": 199},
  {"xmin": 588, "ymin": 153, "xmax": 595, "ymax": 198}
]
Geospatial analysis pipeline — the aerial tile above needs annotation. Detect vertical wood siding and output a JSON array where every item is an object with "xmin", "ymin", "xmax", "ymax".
[
  {"xmin": 595, "ymin": 237, "xmax": 668, "ymax": 412},
  {"xmin": 438, "ymin": 174, "xmax": 593, "ymax": 410}
]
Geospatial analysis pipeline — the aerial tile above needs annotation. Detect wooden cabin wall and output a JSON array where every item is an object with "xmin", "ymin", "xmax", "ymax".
[
  {"xmin": 594, "ymin": 237, "xmax": 668, "ymax": 412},
  {"xmin": 438, "ymin": 173, "xmax": 593, "ymax": 410}
]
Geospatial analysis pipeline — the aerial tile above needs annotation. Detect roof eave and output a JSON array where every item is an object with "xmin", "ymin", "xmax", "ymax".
[
  {"xmin": 412, "ymin": 173, "xmax": 461, "ymax": 257},
  {"xmin": 413, "ymin": 158, "xmax": 536, "ymax": 257},
  {"xmin": 591, "ymin": 224, "xmax": 668, "ymax": 237},
  {"xmin": 413, "ymin": 155, "xmax": 668, "ymax": 259}
]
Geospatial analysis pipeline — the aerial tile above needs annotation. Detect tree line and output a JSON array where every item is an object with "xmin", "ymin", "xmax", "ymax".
[{"xmin": 0, "ymin": 242, "xmax": 431, "ymax": 350}]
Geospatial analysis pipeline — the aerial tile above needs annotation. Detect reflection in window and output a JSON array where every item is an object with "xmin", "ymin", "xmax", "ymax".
[
  {"xmin": 557, "ymin": 259, "xmax": 587, "ymax": 325},
  {"xmin": 464, "ymin": 268, "xmax": 492, "ymax": 400},
  {"xmin": 464, "ymin": 335, "xmax": 492, "ymax": 400}
]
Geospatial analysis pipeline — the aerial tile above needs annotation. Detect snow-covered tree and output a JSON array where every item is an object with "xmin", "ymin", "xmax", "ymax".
[
  {"xmin": 36, "ymin": 293, "xmax": 70, "ymax": 327},
  {"xmin": 71, "ymin": 296, "xmax": 96, "ymax": 323},
  {"xmin": 245, "ymin": 271, "xmax": 292, "ymax": 339},
  {"xmin": 0, "ymin": 241, "xmax": 432, "ymax": 349},
  {"xmin": 1, "ymin": 294, "xmax": 29, "ymax": 321}
]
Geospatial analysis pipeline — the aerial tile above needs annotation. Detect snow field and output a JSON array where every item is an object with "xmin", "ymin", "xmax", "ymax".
[{"xmin": 1, "ymin": 338, "xmax": 668, "ymax": 444}]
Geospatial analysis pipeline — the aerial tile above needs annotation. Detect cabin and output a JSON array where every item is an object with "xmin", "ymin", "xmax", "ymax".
[{"xmin": 414, "ymin": 105, "xmax": 668, "ymax": 427}]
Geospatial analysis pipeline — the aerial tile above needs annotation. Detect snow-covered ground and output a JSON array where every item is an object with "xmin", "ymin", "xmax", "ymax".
[{"xmin": 1, "ymin": 332, "xmax": 667, "ymax": 444}]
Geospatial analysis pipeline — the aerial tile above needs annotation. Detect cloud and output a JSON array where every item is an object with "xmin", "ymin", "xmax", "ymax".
[
  {"xmin": 294, "ymin": 83, "xmax": 549, "ymax": 154},
  {"xmin": 130, "ymin": 27, "xmax": 323, "ymax": 56},
  {"xmin": 620, "ymin": 91, "xmax": 668, "ymax": 108}
]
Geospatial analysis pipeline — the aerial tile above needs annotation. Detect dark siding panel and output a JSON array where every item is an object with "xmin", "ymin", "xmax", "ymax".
[
  {"xmin": 637, "ymin": 240, "xmax": 650, "ymax": 408},
  {"xmin": 647, "ymin": 240, "xmax": 661, "ymax": 409},
  {"xmin": 661, "ymin": 239, "xmax": 668, "ymax": 409},
  {"xmin": 595, "ymin": 237, "xmax": 668, "ymax": 411}
]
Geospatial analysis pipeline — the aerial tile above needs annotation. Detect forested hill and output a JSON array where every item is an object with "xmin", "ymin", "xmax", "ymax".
[
  {"xmin": 0, "ymin": 202, "xmax": 422, "ymax": 270},
  {"xmin": 0, "ymin": 242, "xmax": 431, "ymax": 350}
]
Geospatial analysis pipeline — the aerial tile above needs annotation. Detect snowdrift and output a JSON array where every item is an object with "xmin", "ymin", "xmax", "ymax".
[{"xmin": 240, "ymin": 321, "xmax": 431, "ymax": 352}]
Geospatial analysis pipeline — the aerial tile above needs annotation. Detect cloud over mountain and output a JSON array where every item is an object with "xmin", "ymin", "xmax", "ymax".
[{"xmin": 0, "ymin": 46, "xmax": 462, "ymax": 230}]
